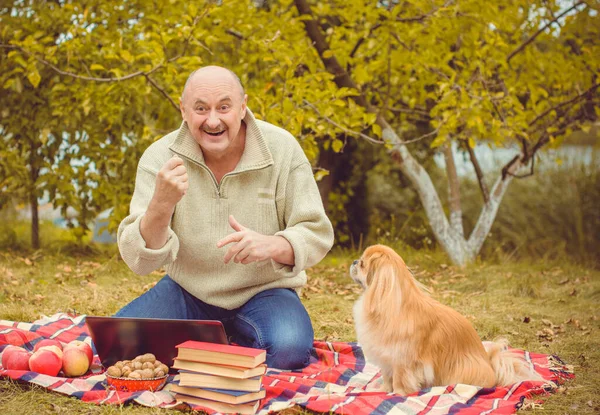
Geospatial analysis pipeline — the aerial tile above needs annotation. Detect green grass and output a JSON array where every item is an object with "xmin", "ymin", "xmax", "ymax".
[{"xmin": 0, "ymin": 245, "xmax": 598, "ymax": 414}]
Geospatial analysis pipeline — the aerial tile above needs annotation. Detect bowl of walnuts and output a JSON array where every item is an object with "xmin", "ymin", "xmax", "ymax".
[{"xmin": 105, "ymin": 353, "xmax": 169, "ymax": 392}]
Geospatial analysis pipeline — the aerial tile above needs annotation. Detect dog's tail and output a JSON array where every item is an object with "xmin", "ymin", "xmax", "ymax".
[{"xmin": 485, "ymin": 338, "xmax": 545, "ymax": 386}]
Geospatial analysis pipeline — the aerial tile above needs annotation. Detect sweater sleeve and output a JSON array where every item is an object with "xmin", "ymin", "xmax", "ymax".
[
  {"xmin": 117, "ymin": 163, "xmax": 180, "ymax": 275},
  {"xmin": 272, "ymin": 161, "xmax": 334, "ymax": 276}
]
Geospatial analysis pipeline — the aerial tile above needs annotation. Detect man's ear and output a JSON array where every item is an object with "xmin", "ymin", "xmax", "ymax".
[
  {"xmin": 179, "ymin": 97, "xmax": 186, "ymax": 120},
  {"xmin": 241, "ymin": 94, "xmax": 248, "ymax": 119}
]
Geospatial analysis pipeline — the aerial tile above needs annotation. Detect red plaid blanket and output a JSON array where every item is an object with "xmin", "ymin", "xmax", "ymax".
[{"xmin": 1, "ymin": 313, "xmax": 573, "ymax": 414}]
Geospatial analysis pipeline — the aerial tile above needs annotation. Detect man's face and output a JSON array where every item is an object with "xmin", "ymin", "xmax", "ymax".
[{"xmin": 180, "ymin": 70, "xmax": 247, "ymax": 159}]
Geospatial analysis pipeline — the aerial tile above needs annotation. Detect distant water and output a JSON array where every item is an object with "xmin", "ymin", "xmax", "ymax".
[{"xmin": 434, "ymin": 144, "xmax": 599, "ymax": 177}]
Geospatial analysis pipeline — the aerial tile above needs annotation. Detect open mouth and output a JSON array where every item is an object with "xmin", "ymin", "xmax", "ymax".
[{"xmin": 204, "ymin": 130, "xmax": 225, "ymax": 137}]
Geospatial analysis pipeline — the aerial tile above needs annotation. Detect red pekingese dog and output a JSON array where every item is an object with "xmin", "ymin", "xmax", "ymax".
[{"xmin": 350, "ymin": 244, "xmax": 542, "ymax": 395}]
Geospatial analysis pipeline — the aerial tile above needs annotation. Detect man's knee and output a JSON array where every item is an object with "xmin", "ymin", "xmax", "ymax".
[{"xmin": 266, "ymin": 334, "xmax": 313, "ymax": 370}]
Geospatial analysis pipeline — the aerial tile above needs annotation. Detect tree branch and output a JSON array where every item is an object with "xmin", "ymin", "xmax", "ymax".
[
  {"xmin": 507, "ymin": 1, "xmax": 586, "ymax": 62},
  {"xmin": 143, "ymin": 75, "xmax": 179, "ymax": 111},
  {"xmin": 348, "ymin": 0, "xmax": 453, "ymax": 58},
  {"xmin": 225, "ymin": 28, "xmax": 245, "ymax": 40},
  {"xmin": 302, "ymin": 100, "xmax": 383, "ymax": 144},
  {"xmin": 293, "ymin": 0, "xmax": 371, "ymax": 110},
  {"xmin": 528, "ymin": 83, "xmax": 599, "ymax": 126},
  {"xmin": 387, "ymin": 106, "xmax": 431, "ymax": 118},
  {"xmin": 395, "ymin": 0, "xmax": 455, "ymax": 22},
  {"xmin": 349, "ymin": 23, "xmax": 382, "ymax": 58},
  {"xmin": 463, "ymin": 140, "xmax": 490, "ymax": 204},
  {"xmin": 506, "ymin": 153, "xmax": 536, "ymax": 178},
  {"xmin": 4, "ymin": 44, "xmax": 179, "ymax": 82}
]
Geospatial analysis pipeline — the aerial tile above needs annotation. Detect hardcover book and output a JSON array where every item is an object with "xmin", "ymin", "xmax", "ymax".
[
  {"xmin": 175, "ymin": 340, "xmax": 266, "ymax": 368},
  {"xmin": 178, "ymin": 371, "xmax": 263, "ymax": 392},
  {"xmin": 170, "ymin": 383, "xmax": 266, "ymax": 404},
  {"xmin": 172, "ymin": 359, "xmax": 267, "ymax": 379}
]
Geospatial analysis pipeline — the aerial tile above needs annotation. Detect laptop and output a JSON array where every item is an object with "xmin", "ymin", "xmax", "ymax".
[{"xmin": 86, "ymin": 316, "xmax": 228, "ymax": 372}]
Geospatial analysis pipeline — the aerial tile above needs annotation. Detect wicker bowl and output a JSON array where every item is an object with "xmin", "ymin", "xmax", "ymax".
[{"xmin": 106, "ymin": 374, "xmax": 168, "ymax": 392}]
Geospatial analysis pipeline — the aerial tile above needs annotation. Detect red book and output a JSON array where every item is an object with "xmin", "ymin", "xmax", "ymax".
[{"xmin": 175, "ymin": 341, "xmax": 266, "ymax": 368}]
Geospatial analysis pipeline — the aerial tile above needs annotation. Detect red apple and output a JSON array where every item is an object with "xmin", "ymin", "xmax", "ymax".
[
  {"xmin": 63, "ymin": 340, "xmax": 93, "ymax": 366},
  {"xmin": 1, "ymin": 345, "xmax": 31, "ymax": 371},
  {"xmin": 33, "ymin": 339, "xmax": 63, "ymax": 352},
  {"xmin": 38, "ymin": 345, "xmax": 63, "ymax": 360},
  {"xmin": 1, "ymin": 345, "xmax": 23, "ymax": 368},
  {"xmin": 62, "ymin": 347, "xmax": 90, "ymax": 377},
  {"xmin": 29, "ymin": 347, "xmax": 62, "ymax": 376}
]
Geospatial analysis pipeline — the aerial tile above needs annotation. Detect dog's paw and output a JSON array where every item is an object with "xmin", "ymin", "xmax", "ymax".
[{"xmin": 380, "ymin": 379, "xmax": 393, "ymax": 393}]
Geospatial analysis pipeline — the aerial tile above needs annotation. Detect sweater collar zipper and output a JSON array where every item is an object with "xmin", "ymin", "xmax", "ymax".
[{"xmin": 170, "ymin": 150, "xmax": 272, "ymax": 199}]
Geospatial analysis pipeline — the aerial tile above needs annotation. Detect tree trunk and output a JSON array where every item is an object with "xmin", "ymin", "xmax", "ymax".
[
  {"xmin": 28, "ymin": 138, "xmax": 40, "ymax": 249},
  {"xmin": 443, "ymin": 143, "xmax": 464, "ymax": 239},
  {"xmin": 30, "ymin": 190, "xmax": 39, "ymax": 249}
]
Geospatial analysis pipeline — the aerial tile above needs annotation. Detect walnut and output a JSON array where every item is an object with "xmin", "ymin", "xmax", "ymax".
[
  {"xmin": 106, "ymin": 366, "xmax": 121, "ymax": 377},
  {"xmin": 128, "ymin": 371, "xmax": 142, "ymax": 379},
  {"xmin": 141, "ymin": 368, "xmax": 154, "ymax": 379},
  {"xmin": 141, "ymin": 353, "xmax": 156, "ymax": 363}
]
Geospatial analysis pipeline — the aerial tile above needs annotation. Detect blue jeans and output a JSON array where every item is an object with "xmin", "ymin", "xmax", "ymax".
[{"xmin": 114, "ymin": 275, "xmax": 314, "ymax": 370}]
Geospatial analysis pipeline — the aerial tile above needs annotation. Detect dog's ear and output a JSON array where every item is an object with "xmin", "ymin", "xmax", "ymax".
[{"xmin": 364, "ymin": 253, "xmax": 401, "ymax": 315}]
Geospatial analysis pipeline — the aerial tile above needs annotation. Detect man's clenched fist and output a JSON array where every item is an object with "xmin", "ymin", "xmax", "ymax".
[{"xmin": 153, "ymin": 155, "xmax": 189, "ymax": 209}]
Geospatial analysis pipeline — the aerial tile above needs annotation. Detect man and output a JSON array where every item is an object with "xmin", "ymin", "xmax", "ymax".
[{"xmin": 116, "ymin": 66, "xmax": 334, "ymax": 370}]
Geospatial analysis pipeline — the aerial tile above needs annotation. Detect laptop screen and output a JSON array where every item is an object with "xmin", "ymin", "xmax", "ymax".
[{"xmin": 86, "ymin": 316, "xmax": 228, "ymax": 371}]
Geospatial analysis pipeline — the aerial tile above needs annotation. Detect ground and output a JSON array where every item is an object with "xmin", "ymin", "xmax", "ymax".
[{"xmin": 0, "ymin": 246, "xmax": 598, "ymax": 414}]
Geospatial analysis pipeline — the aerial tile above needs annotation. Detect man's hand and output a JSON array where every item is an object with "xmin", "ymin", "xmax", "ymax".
[
  {"xmin": 217, "ymin": 215, "xmax": 295, "ymax": 266},
  {"xmin": 151, "ymin": 156, "xmax": 189, "ymax": 212},
  {"xmin": 140, "ymin": 156, "xmax": 188, "ymax": 249}
]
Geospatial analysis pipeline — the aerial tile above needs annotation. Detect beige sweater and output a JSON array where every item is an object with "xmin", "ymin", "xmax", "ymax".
[{"xmin": 117, "ymin": 109, "xmax": 334, "ymax": 309}]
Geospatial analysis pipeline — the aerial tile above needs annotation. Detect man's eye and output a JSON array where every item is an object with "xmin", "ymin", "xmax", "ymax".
[
  {"xmin": 220, "ymin": 105, "xmax": 229, "ymax": 111},
  {"xmin": 195, "ymin": 107, "xmax": 205, "ymax": 112}
]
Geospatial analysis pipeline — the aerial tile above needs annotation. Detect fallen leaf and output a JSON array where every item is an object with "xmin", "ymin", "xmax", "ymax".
[
  {"xmin": 523, "ymin": 316, "xmax": 531, "ymax": 323},
  {"xmin": 537, "ymin": 328, "xmax": 554, "ymax": 341},
  {"xmin": 558, "ymin": 278, "xmax": 569, "ymax": 285},
  {"xmin": 24, "ymin": 258, "xmax": 32, "ymax": 266}
]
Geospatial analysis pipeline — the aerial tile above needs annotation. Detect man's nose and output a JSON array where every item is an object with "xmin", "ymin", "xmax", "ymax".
[{"xmin": 206, "ymin": 110, "xmax": 220, "ymax": 128}]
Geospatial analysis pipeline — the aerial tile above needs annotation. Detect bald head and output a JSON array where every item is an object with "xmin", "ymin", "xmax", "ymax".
[{"xmin": 181, "ymin": 66, "xmax": 245, "ymax": 101}]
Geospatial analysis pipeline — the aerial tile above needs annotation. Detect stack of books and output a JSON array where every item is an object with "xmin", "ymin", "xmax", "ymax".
[{"xmin": 171, "ymin": 340, "xmax": 267, "ymax": 414}]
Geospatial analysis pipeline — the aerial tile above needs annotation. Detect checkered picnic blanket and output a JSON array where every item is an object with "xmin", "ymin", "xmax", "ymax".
[{"xmin": 1, "ymin": 313, "xmax": 573, "ymax": 414}]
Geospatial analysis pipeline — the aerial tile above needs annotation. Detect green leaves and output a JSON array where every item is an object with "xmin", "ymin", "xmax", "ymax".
[{"xmin": 1, "ymin": 0, "xmax": 597, "ymax": 249}]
